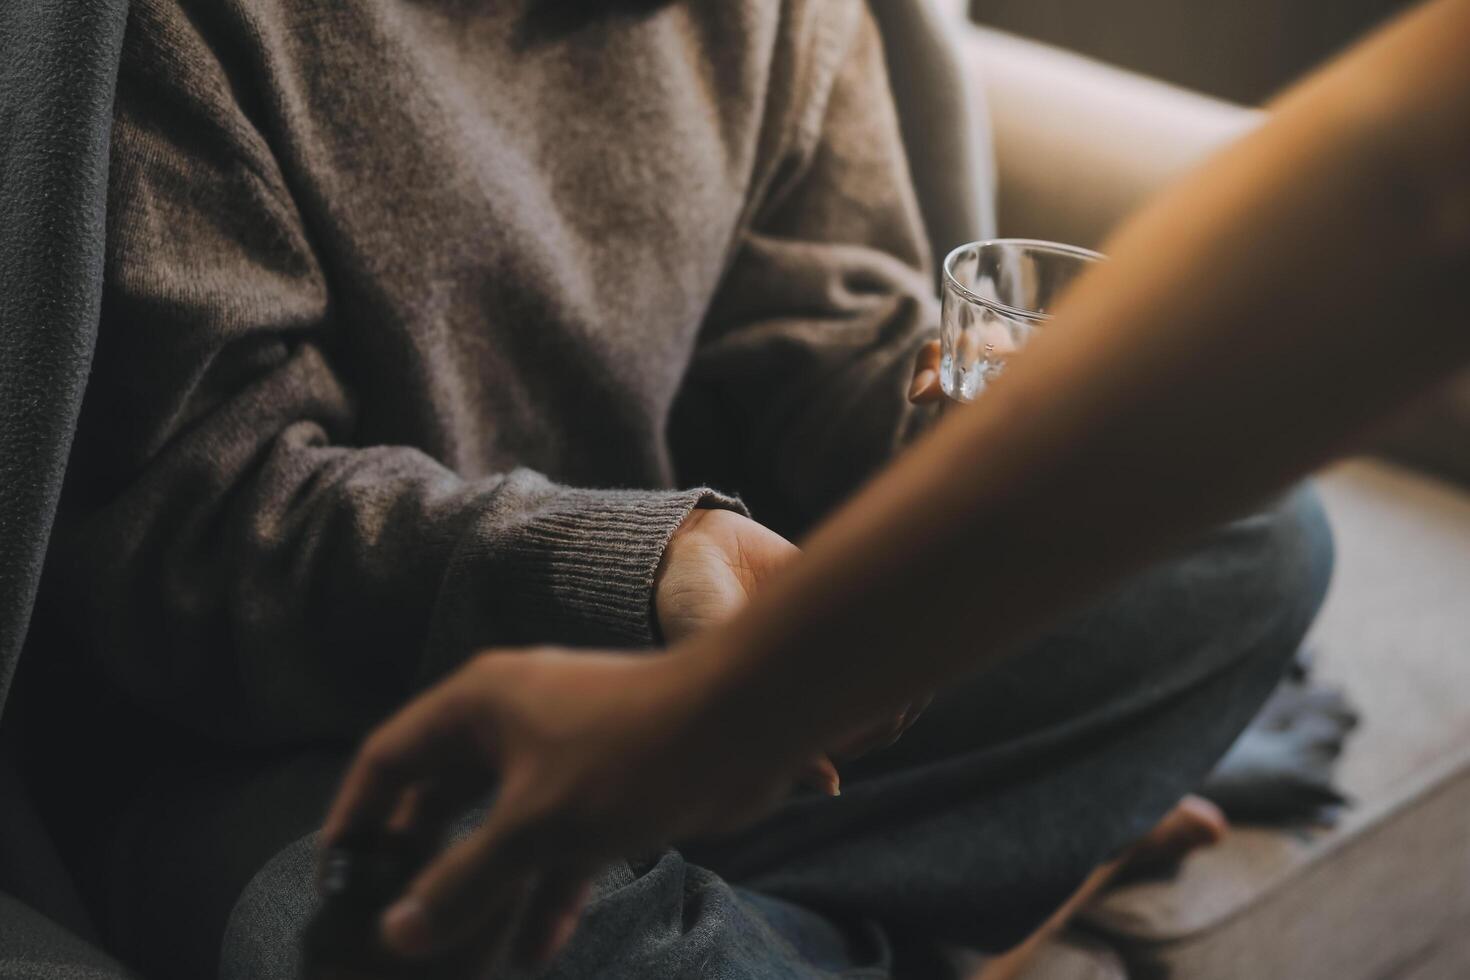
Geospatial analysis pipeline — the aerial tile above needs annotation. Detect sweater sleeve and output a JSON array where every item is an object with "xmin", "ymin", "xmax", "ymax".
[
  {"xmin": 670, "ymin": 3, "xmax": 941, "ymax": 539},
  {"xmin": 40, "ymin": 28, "xmax": 732, "ymax": 745}
]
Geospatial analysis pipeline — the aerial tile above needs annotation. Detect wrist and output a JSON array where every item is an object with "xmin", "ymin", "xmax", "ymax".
[
  {"xmin": 650, "ymin": 508, "xmax": 703, "ymax": 641},
  {"xmin": 652, "ymin": 634, "xmax": 819, "ymax": 776}
]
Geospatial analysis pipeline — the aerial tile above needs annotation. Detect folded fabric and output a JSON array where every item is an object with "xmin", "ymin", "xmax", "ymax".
[{"xmin": 1199, "ymin": 650, "xmax": 1360, "ymax": 822}]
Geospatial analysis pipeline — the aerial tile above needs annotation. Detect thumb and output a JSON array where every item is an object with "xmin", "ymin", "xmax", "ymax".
[
  {"xmin": 796, "ymin": 753, "xmax": 841, "ymax": 797},
  {"xmin": 909, "ymin": 339, "xmax": 945, "ymax": 403},
  {"xmin": 381, "ymin": 792, "xmax": 541, "ymax": 958}
]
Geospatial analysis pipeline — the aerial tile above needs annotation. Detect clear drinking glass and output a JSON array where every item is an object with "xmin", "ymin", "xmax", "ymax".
[{"xmin": 940, "ymin": 239, "xmax": 1104, "ymax": 402}]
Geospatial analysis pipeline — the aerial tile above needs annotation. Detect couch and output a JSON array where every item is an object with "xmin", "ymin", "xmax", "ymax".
[{"xmin": 970, "ymin": 0, "xmax": 1412, "ymax": 105}]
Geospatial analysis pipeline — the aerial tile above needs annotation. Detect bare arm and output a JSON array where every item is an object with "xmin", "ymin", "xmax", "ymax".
[{"xmin": 696, "ymin": 0, "xmax": 1470, "ymax": 757}]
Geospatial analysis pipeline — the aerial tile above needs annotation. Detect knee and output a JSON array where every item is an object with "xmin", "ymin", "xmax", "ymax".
[
  {"xmin": 1124, "ymin": 481, "xmax": 1334, "ymax": 695},
  {"xmin": 1215, "ymin": 482, "xmax": 1334, "ymax": 671},
  {"xmin": 219, "ymin": 836, "xmax": 318, "ymax": 980},
  {"xmin": 1258, "ymin": 482, "xmax": 1333, "ymax": 631},
  {"xmin": 1288, "ymin": 482, "xmax": 1335, "ymax": 616}
]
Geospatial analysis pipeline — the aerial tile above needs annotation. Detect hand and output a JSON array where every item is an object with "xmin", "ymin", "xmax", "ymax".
[
  {"xmin": 321, "ymin": 648, "xmax": 800, "ymax": 970},
  {"xmin": 654, "ymin": 509, "xmax": 926, "ymax": 790},
  {"xmin": 654, "ymin": 508, "xmax": 800, "ymax": 645},
  {"xmin": 908, "ymin": 338, "xmax": 945, "ymax": 404},
  {"xmin": 655, "ymin": 509, "xmax": 851, "ymax": 793},
  {"xmin": 825, "ymin": 692, "xmax": 934, "ymax": 762}
]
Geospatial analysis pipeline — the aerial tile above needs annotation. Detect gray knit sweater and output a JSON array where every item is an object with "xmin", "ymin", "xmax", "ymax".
[{"xmin": 38, "ymin": 0, "xmax": 938, "ymax": 743}]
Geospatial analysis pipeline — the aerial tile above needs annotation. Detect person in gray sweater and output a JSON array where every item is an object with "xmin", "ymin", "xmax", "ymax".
[
  {"xmin": 316, "ymin": 2, "xmax": 1468, "ymax": 974},
  {"xmin": 14, "ymin": 0, "xmax": 1328, "ymax": 977}
]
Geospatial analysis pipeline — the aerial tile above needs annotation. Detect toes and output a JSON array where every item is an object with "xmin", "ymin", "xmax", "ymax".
[{"xmin": 1129, "ymin": 794, "xmax": 1229, "ymax": 871}]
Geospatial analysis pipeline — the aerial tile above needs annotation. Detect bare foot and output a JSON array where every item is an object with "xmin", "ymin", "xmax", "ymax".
[
  {"xmin": 1119, "ymin": 794, "xmax": 1228, "ymax": 878},
  {"xmin": 969, "ymin": 795, "xmax": 1227, "ymax": 980}
]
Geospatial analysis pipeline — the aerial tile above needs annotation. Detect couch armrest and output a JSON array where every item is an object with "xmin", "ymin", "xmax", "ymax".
[{"xmin": 938, "ymin": 5, "xmax": 1263, "ymax": 248}]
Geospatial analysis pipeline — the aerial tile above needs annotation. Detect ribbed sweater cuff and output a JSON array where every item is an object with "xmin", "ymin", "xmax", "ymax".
[
  {"xmin": 506, "ymin": 486, "xmax": 744, "ymax": 646},
  {"xmin": 423, "ymin": 483, "xmax": 745, "ymax": 680}
]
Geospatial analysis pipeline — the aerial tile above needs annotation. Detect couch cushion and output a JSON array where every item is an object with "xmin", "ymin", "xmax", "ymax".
[
  {"xmin": 1082, "ymin": 459, "xmax": 1470, "ymax": 979},
  {"xmin": 1016, "ymin": 933, "xmax": 1129, "ymax": 980},
  {"xmin": 1394, "ymin": 912, "xmax": 1470, "ymax": 980}
]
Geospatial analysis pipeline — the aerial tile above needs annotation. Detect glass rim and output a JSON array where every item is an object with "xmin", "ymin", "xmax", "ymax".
[{"xmin": 942, "ymin": 238, "xmax": 1106, "ymax": 323}]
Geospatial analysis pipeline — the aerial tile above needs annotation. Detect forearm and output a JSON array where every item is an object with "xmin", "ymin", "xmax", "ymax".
[
  {"xmin": 76, "ymin": 58, "xmax": 745, "ymax": 740},
  {"xmin": 51, "ymin": 342, "xmax": 728, "ymax": 742},
  {"xmin": 684, "ymin": 0, "xmax": 1470, "ymax": 761}
]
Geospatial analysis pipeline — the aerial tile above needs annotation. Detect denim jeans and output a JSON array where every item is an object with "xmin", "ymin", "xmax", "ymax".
[{"xmin": 113, "ymin": 487, "xmax": 1332, "ymax": 980}]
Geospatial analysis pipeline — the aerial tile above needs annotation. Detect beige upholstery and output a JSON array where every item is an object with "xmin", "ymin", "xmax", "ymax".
[
  {"xmin": 940, "ymin": 10, "xmax": 1261, "ymax": 248},
  {"xmin": 1003, "ymin": 933, "xmax": 1130, "ymax": 980},
  {"xmin": 952, "ymin": 15, "xmax": 1470, "ymax": 979},
  {"xmin": 953, "ymin": 930, "xmax": 1129, "ymax": 980},
  {"xmin": 966, "ymin": 0, "xmax": 1409, "ymax": 105},
  {"xmin": 1398, "ymin": 917, "xmax": 1470, "ymax": 980}
]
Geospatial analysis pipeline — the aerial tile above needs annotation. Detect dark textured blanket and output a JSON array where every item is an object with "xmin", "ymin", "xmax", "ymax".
[
  {"xmin": 0, "ymin": 0, "xmax": 129, "ymax": 722},
  {"xmin": 0, "ymin": 0, "xmax": 132, "ymax": 968}
]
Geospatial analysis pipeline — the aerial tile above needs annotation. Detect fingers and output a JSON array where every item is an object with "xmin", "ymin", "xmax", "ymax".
[
  {"xmin": 828, "ymin": 695, "xmax": 930, "ymax": 761},
  {"xmin": 796, "ymin": 752, "xmax": 842, "ymax": 797},
  {"xmin": 383, "ymin": 776, "xmax": 490, "ymax": 844},
  {"xmin": 861, "ymin": 709, "xmax": 912, "ymax": 755},
  {"xmin": 384, "ymin": 862, "xmax": 591, "ymax": 973},
  {"xmin": 909, "ymin": 373, "xmax": 943, "ymax": 403},
  {"xmin": 909, "ymin": 339, "xmax": 945, "ymax": 403},
  {"xmin": 381, "ymin": 803, "xmax": 540, "ymax": 957},
  {"xmin": 914, "ymin": 337, "xmax": 941, "ymax": 375},
  {"xmin": 510, "ymin": 871, "xmax": 594, "ymax": 967},
  {"xmin": 905, "ymin": 692, "xmax": 934, "ymax": 728},
  {"xmin": 322, "ymin": 680, "xmax": 489, "ymax": 849}
]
